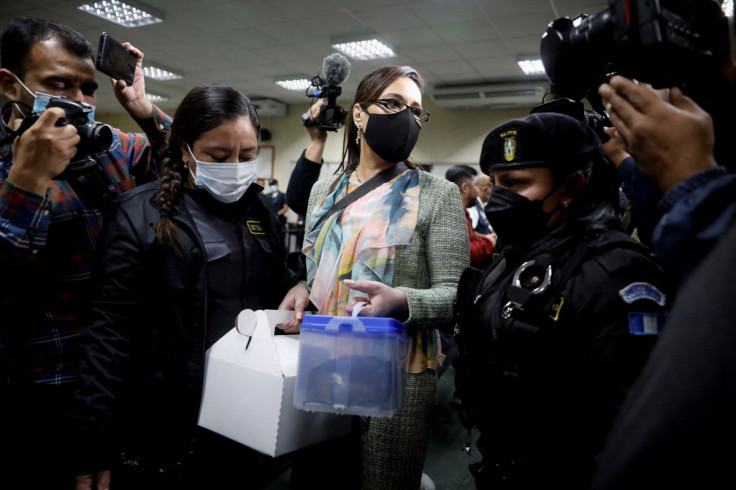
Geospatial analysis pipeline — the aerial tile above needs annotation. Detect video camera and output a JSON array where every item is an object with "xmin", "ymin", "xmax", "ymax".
[
  {"xmin": 301, "ymin": 53, "xmax": 351, "ymax": 132},
  {"xmin": 1, "ymin": 95, "xmax": 113, "ymax": 179}
]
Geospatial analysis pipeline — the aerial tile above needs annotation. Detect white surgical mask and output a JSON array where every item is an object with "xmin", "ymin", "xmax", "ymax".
[
  {"xmin": 270, "ymin": 185, "xmax": 278, "ymax": 193},
  {"xmin": 187, "ymin": 144, "xmax": 257, "ymax": 203}
]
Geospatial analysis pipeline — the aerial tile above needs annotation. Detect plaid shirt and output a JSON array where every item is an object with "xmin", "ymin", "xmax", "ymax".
[{"xmin": 0, "ymin": 107, "xmax": 171, "ymax": 386}]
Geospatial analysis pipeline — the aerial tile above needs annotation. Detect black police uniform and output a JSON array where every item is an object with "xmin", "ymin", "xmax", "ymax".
[
  {"xmin": 73, "ymin": 181, "xmax": 301, "ymax": 488},
  {"xmin": 454, "ymin": 113, "xmax": 669, "ymax": 490}
]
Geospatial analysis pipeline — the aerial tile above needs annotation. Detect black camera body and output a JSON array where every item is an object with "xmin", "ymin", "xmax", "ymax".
[
  {"xmin": 541, "ymin": 0, "xmax": 718, "ymax": 100},
  {"xmin": 531, "ymin": 96, "xmax": 611, "ymax": 143},
  {"xmin": 14, "ymin": 96, "xmax": 113, "ymax": 179},
  {"xmin": 301, "ymin": 75, "xmax": 348, "ymax": 132}
]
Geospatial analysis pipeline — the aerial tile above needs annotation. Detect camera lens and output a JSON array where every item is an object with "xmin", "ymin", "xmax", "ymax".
[
  {"xmin": 77, "ymin": 121, "xmax": 113, "ymax": 154},
  {"xmin": 541, "ymin": 11, "xmax": 616, "ymax": 99}
]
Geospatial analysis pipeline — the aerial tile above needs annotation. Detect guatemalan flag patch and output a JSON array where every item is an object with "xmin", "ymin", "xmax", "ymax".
[{"xmin": 628, "ymin": 312, "xmax": 666, "ymax": 336}]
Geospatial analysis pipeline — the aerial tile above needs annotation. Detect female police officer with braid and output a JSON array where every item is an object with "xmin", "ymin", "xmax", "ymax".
[
  {"xmin": 454, "ymin": 113, "xmax": 669, "ymax": 490},
  {"xmin": 71, "ymin": 84, "xmax": 309, "ymax": 490}
]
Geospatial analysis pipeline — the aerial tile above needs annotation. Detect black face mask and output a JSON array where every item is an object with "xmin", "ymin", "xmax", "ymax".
[
  {"xmin": 362, "ymin": 107, "xmax": 421, "ymax": 163},
  {"xmin": 485, "ymin": 185, "xmax": 557, "ymax": 247}
]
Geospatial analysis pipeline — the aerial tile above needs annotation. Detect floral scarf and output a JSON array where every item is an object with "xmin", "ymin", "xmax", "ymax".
[{"xmin": 304, "ymin": 168, "xmax": 420, "ymax": 315}]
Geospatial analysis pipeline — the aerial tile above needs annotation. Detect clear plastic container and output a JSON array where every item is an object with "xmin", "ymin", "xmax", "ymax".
[{"xmin": 293, "ymin": 315, "xmax": 410, "ymax": 417}]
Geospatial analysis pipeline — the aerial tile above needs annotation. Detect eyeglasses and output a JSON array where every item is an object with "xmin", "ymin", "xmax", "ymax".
[{"xmin": 366, "ymin": 98, "xmax": 430, "ymax": 122}]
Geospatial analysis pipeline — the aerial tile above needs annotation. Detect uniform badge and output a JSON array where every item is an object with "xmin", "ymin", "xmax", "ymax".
[
  {"xmin": 503, "ymin": 136, "xmax": 516, "ymax": 161},
  {"xmin": 246, "ymin": 220, "xmax": 265, "ymax": 235},
  {"xmin": 618, "ymin": 282, "xmax": 666, "ymax": 306}
]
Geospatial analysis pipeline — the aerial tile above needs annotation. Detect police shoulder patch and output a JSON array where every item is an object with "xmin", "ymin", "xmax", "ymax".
[{"xmin": 618, "ymin": 282, "xmax": 666, "ymax": 306}]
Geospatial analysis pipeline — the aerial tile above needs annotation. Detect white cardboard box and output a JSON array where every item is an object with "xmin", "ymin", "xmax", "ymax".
[{"xmin": 198, "ymin": 309, "xmax": 353, "ymax": 457}]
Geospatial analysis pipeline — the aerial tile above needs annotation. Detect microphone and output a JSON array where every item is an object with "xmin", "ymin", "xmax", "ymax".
[
  {"xmin": 321, "ymin": 53, "xmax": 350, "ymax": 88},
  {"xmin": 301, "ymin": 53, "xmax": 351, "ymax": 131}
]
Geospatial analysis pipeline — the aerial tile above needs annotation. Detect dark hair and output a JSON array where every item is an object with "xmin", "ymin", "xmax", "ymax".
[
  {"xmin": 152, "ymin": 84, "xmax": 260, "ymax": 252},
  {"xmin": 554, "ymin": 152, "xmax": 621, "ymax": 234},
  {"xmin": 0, "ymin": 18, "xmax": 94, "ymax": 79},
  {"xmin": 447, "ymin": 166, "xmax": 475, "ymax": 188},
  {"xmin": 446, "ymin": 164, "xmax": 476, "ymax": 181},
  {"xmin": 338, "ymin": 65, "xmax": 424, "ymax": 175}
]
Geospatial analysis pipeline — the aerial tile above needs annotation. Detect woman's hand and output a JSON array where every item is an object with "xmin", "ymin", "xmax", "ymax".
[
  {"xmin": 305, "ymin": 99, "xmax": 328, "ymax": 162},
  {"xmin": 344, "ymin": 279, "xmax": 409, "ymax": 321},
  {"xmin": 277, "ymin": 282, "xmax": 310, "ymax": 333}
]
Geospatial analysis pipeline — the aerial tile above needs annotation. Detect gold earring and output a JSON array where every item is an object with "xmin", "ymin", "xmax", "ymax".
[{"xmin": 562, "ymin": 199, "xmax": 571, "ymax": 208}]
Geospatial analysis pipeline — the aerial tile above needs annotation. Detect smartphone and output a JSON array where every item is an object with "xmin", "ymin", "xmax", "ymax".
[{"xmin": 95, "ymin": 32, "xmax": 136, "ymax": 86}]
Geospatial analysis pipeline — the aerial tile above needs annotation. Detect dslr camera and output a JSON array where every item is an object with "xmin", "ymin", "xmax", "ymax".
[
  {"xmin": 533, "ymin": 0, "xmax": 723, "ymax": 142},
  {"xmin": 540, "ymin": 0, "xmax": 720, "ymax": 99},
  {"xmin": 8, "ymin": 95, "xmax": 113, "ymax": 179}
]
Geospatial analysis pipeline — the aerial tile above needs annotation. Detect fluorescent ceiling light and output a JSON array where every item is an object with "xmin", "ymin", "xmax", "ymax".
[
  {"xmin": 723, "ymin": 0, "xmax": 734, "ymax": 17},
  {"xmin": 143, "ymin": 65, "xmax": 182, "ymax": 80},
  {"xmin": 78, "ymin": 1, "xmax": 163, "ymax": 28},
  {"xmin": 518, "ymin": 59, "xmax": 545, "ymax": 76},
  {"xmin": 332, "ymin": 39, "xmax": 395, "ymax": 60},
  {"xmin": 275, "ymin": 78, "xmax": 311, "ymax": 91},
  {"xmin": 145, "ymin": 92, "xmax": 168, "ymax": 102}
]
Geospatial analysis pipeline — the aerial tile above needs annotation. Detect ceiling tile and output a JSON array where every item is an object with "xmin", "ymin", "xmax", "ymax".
[
  {"xmin": 453, "ymin": 39, "xmax": 512, "ymax": 60},
  {"xmin": 381, "ymin": 26, "xmax": 445, "ymax": 50},
  {"xmin": 425, "ymin": 59, "xmax": 479, "ymax": 77},
  {"xmin": 432, "ymin": 19, "xmax": 499, "ymax": 44},
  {"xmin": 400, "ymin": 45, "xmax": 460, "ymax": 63},
  {"xmin": 214, "ymin": 0, "xmax": 286, "ymax": 25},
  {"xmin": 468, "ymin": 56, "xmax": 522, "ymax": 77},
  {"xmin": 493, "ymin": 11, "xmax": 558, "ymax": 39},
  {"xmin": 406, "ymin": 0, "xmax": 481, "ymax": 26},
  {"xmin": 474, "ymin": 0, "xmax": 555, "ymax": 17},
  {"xmin": 348, "ymin": 4, "xmax": 424, "ymax": 32}
]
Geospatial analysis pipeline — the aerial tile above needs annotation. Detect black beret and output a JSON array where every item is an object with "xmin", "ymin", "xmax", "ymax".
[{"xmin": 479, "ymin": 112, "xmax": 601, "ymax": 175}]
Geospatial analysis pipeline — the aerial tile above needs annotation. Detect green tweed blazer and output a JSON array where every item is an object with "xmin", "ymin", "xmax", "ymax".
[{"xmin": 305, "ymin": 169, "xmax": 470, "ymax": 331}]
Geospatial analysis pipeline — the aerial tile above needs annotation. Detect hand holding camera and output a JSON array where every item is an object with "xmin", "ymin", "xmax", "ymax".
[
  {"xmin": 8, "ymin": 108, "xmax": 81, "ymax": 193},
  {"xmin": 599, "ymin": 75, "xmax": 718, "ymax": 193}
]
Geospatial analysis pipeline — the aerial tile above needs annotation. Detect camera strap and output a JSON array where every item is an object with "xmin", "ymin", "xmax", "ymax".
[{"xmin": 313, "ymin": 162, "xmax": 408, "ymax": 231}]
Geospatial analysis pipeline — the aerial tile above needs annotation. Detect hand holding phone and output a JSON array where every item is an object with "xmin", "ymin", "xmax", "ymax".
[{"xmin": 96, "ymin": 32, "xmax": 136, "ymax": 85}]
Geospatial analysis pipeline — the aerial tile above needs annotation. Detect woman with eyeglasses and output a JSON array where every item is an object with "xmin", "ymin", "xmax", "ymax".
[
  {"xmin": 71, "ymin": 84, "xmax": 309, "ymax": 490},
  {"xmin": 291, "ymin": 66, "xmax": 470, "ymax": 489}
]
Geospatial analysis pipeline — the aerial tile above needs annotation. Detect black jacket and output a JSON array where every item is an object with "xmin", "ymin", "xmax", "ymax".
[
  {"xmin": 72, "ymin": 181, "xmax": 302, "ymax": 471},
  {"xmin": 455, "ymin": 227, "xmax": 668, "ymax": 490}
]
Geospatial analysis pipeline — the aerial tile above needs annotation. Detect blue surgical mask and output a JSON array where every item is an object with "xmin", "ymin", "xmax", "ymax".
[
  {"xmin": 12, "ymin": 72, "xmax": 96, "ymax": 122},
  {"xmin": 187, "ymin": 144, "xmax": 257, "ymax": 203}
]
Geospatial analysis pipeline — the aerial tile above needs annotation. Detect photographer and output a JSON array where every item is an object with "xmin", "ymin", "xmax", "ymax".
[
  {"xmin": 0, "ymin": 17, "xmax": 170, "ymax": 489},
  {"xmin": 590, "ymin": 73, "xmax": 736, "ymax": 489}
]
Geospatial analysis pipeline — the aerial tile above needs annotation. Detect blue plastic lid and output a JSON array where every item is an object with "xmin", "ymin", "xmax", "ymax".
[{"xmin": 300, "ymin": 314, "xmax": 408, "ymax": 337}]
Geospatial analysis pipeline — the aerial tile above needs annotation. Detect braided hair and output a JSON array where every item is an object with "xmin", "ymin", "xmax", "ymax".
[{"xmin": 152, "ymin": 84, "xmax": 260, "ymax": 252}]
